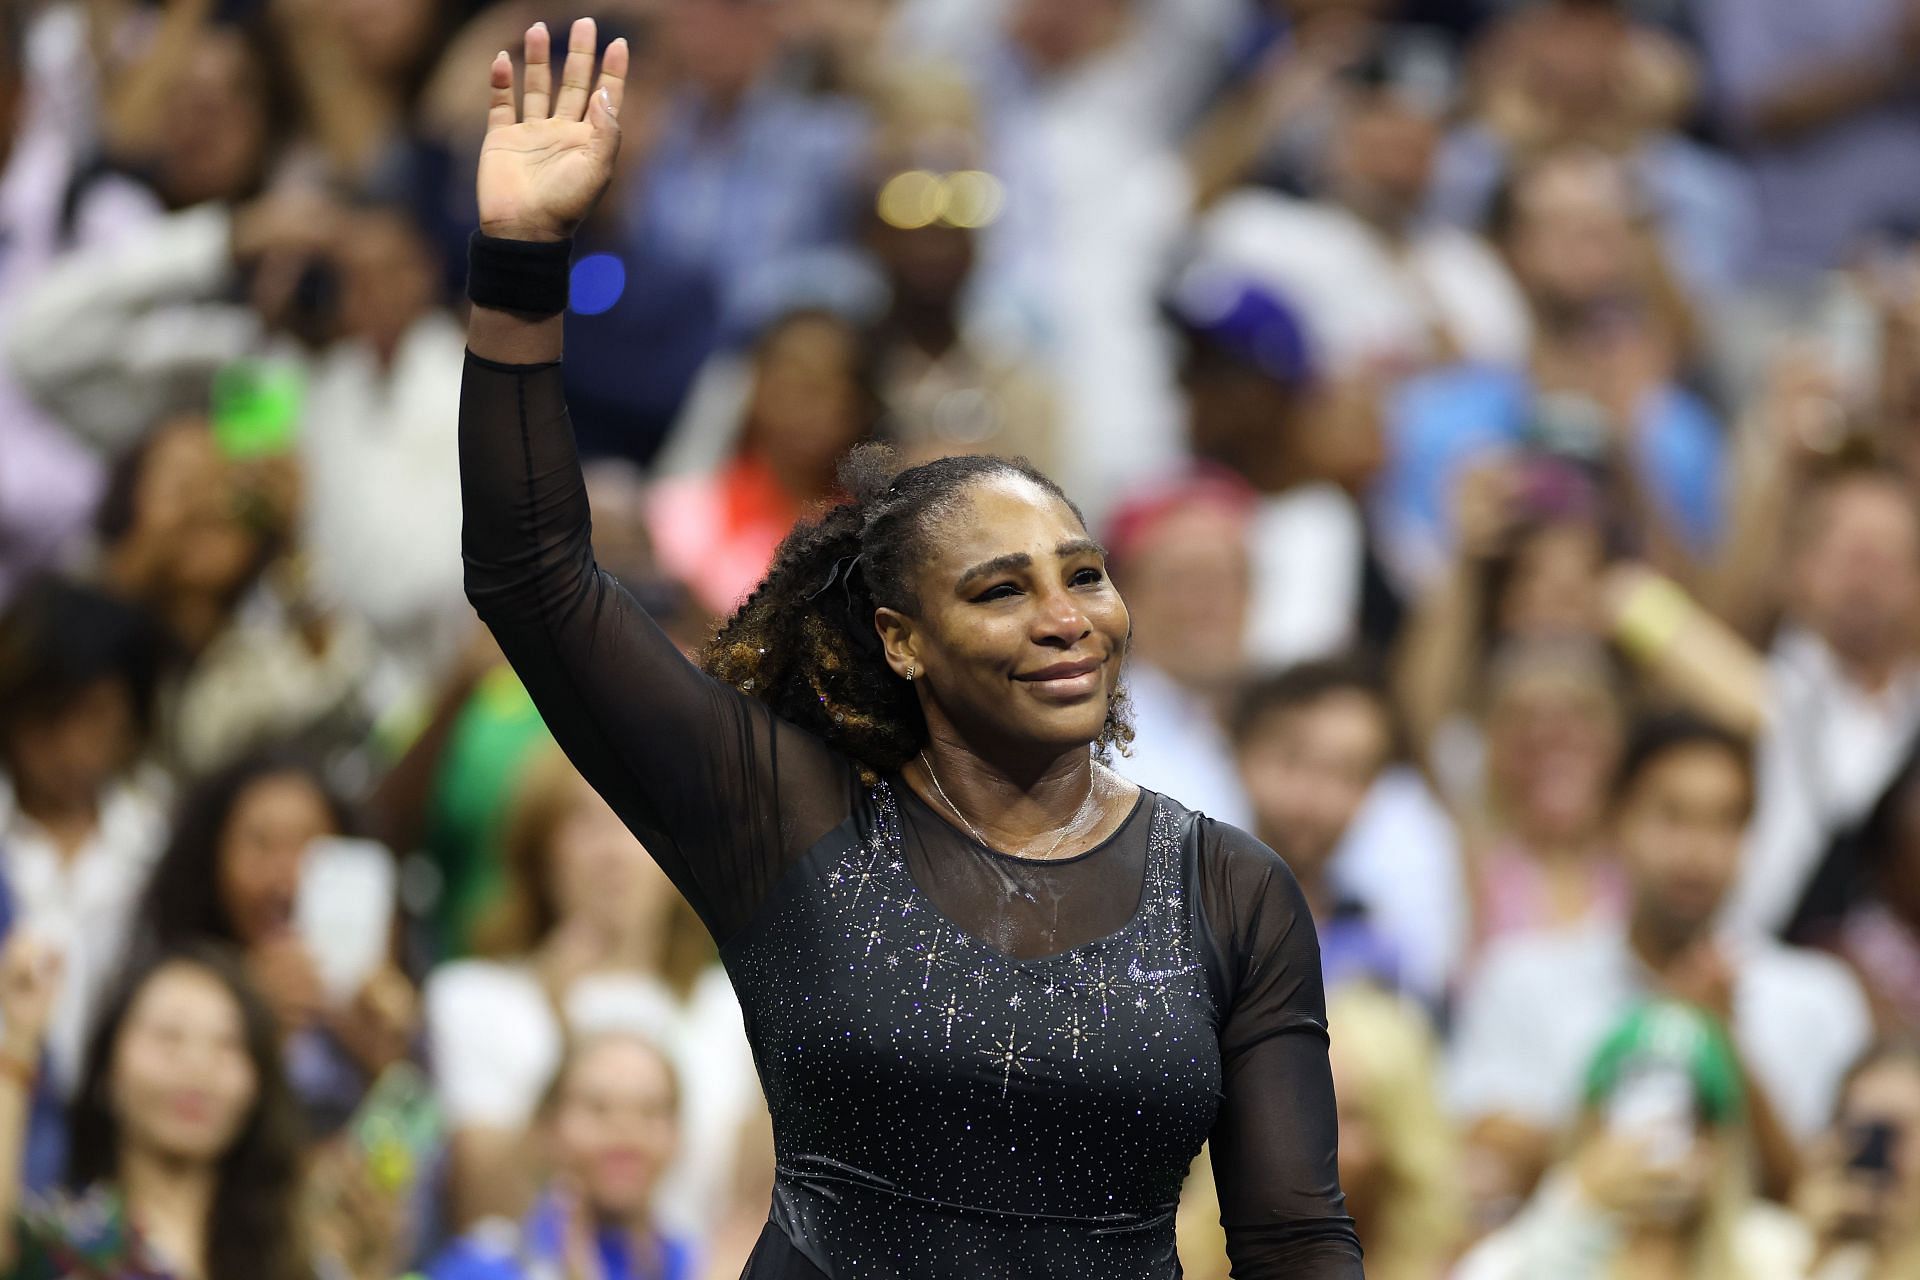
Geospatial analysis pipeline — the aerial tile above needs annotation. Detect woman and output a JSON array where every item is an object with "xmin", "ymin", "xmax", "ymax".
[
  {"xmin": 131, "ymin": 750, "xmax": 417, "ymax": 1138},
  {"xmin": 427, "ymin": 1031, "xmax": 698, "ymax": 1280},
  {"xmin": 0, "ymin": 938, "xmax": 389, "ymax": 1280},
  {"xmin": 1795, "ymin": 1039, "xmax": 1920, "ymax": 1279},
  {"xmin": 427, "ymin": 746, "xmax": 755, "ymax": 1233},
  {"xmin": 458, "ymin": 18, "xmax": 1357, "ymax": 1277}
]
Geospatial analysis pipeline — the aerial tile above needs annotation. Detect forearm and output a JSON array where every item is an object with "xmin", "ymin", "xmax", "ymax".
[
  {"xmin": 1744, "ymin": 61, "xmax": 1907, "ymax": 143},
  {"xmin": 0, "ymin": 1064, "xmax": 34, "ymax": 1273},
  {"xmin": 467, "ymin": 305, "xmax": 564, "ymax": 366}
]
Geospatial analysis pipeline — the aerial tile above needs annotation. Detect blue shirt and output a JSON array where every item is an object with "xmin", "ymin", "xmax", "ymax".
[
  {"xmin": 425, "ymin": 1195, "xmax": 696, "ymax": 1280},
  {"xmin": 1375, "ymin": 363, "xmax": 1724, "ymax": 585}
]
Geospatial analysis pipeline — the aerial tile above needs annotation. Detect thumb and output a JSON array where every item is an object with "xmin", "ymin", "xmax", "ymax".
[{"xmin": 589, "ymin": 86, "xmax": 622, "ymax": 159}]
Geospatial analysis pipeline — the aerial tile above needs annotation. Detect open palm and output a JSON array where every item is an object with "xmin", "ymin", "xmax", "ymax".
[{"xmin": 478, "ymin": 18, "xmax": 629, "ymax": 244}]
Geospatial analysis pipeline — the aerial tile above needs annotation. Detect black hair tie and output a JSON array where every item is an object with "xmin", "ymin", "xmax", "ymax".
[{"xmin": 804, "ymin": 553, "xmax": 886, "ymax": 660}]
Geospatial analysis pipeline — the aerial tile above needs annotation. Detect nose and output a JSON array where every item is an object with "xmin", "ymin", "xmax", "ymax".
[{"xmin": 1030, "ymin": 583, "xmax": 1092, "ymax": 649}]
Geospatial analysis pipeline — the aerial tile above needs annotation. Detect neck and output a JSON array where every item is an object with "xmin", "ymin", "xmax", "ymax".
[
  {"xmin": 1617, "ymin": 1223, "xmax": 1695, "ymax": 1278},
  {"xmin": 8, "ymin": 774, "xmax": 101, "ymax": 859},
  {"xmin": 1628, "ymin": 906, "xmax": 1701, "ymax": 973},
  {"xmin": 915, "ymin": 728, "xmax": 1101, "ymax": 851},
  {"xmin": 889, "ymin": 299, "xmax": 961, "ymax": 360},
  {"xmin": 121, "ymin": 1147, "xmax": 218, "ymax": 1278},
  {"xmin": 1836, "ymin": 645, "xmax": 1904, "ymax": 696}
]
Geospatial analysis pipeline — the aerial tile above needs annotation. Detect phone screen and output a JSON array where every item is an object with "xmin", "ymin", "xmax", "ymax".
[
  {"xmin": 1606, "ymin": 1065, "xmax": 1697, "ymax": 1166},
  {"xmin": 295, "ymin": 837, "xmax": 397, "ymax": 1005},
  {"xmin": 211, "ymin": 360, "xmax": 303, "ymax": 459}
]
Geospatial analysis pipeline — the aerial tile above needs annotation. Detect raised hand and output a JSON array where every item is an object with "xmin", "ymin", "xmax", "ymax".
[
  {"xmin": 0, "ymin": 935, "xmax": 61, "ymax": 1063},
  {"xmin": 478, "ymin": 18, "xmax": 629, "ymax": 244}
]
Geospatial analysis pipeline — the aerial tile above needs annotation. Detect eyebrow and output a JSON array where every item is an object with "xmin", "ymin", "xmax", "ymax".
[{"xmin": 955, "ymin": 538, "xmax": 1109, "ymax": 592}]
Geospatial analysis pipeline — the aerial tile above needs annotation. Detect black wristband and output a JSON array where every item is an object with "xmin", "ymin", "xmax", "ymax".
[{"xmin": 467, "ymin": 230, "xmax": 573, "ymax": 317}]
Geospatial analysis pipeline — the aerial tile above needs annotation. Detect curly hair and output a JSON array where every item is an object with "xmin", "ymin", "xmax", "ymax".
[{"xmin": 703, "ymin": 445, "xmax": 1132, "ymax": 775}]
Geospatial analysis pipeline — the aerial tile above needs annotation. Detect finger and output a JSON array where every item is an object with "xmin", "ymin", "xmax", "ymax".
[
  {"xmin": 595, "ymin": 36, "xmax": 629, "ymax": 120},
  {"xmin": 554, "ymin": 16, "xmax": 599, "ymax": 121},
  {"xmin": 523, "ymin": 21, "xmax": 552, "ymax": 120},
  {"xmin": 486, "ymin": 50, "xmax": 517, "ymax": 133}
]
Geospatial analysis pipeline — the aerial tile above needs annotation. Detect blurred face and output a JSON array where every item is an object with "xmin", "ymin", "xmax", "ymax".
[
  {"xmin": 337, "ymin": 213, "xmax": 437, "ymax": 358},
  {"xmin": 334, "ymin": 0, "xmax": 440, "ymax": 83},
  {"xmin": 1792, "ymin": 477, "xmax": 1920, "ymax": 672},
  {"xmin": 1008, "ymin": 0, "xmax": 1130, "ymax": 72},
  {"xmin": 217, "ymin": 773, "xmax": 338, "ymax": 946},
  {"xmin": 548, "ymin": 778, "xmax": 674, "ymax": 934},
  {"xmin": 1504, "ymin": 154, "xmax": 1640, "ymax": 318},
  {"xmin": 1486, "ymin": 663, "xmax": 1621, "ymax": 842},
  {"xmin": 665, "ymin": 0, "xmax": 780, "ymax": 99},
  {"xmin": 882, "ymin": 476, "xmax": 1130, "ymax": 757},
  {"xmin": 1330, "ymin": 96, "xmax": 1439, "ymax": 228},
  {"xmin": 111, "ymin": 964, "xmax": 259, "ymax": 1167},
  {"xmin": 126, "ymin": 419, "xmax": 263, "ymax": 600},
  {"xmin": 1840, "ymin": 1059, "xmax": 1920, "ymax": 1203},
  {"xmin": 868, "ymin": 220, "xmax": 974, "ymax": 311},
  {"xmin": 744, "ymin": 316, "xmax": 869, "ymax": 494},
  {"xmin": 1237, "ymin": 691, "xmax": 1392, "ymax": 876},
  {"xmin": 4, "ymin": 680, "xmax": 136, "ymax": 813},
  {"xmin": 157, "ymin": 31, "xmax": 270, "ymax": 205},
  {"xmin": 1117, "ymin": 503, "xmax": 1249, "ymax": 693},
  {"xmin": 550, "ymin": 1038, "xmax": 681, "ymax": 1223},
  {"xmin": 1497, "ymin": 521, "xmax": 1606, "ymax": 638},
  {"xmin": 1617, "ymin": 745, "xmax": 1752, "ymax": 942}
]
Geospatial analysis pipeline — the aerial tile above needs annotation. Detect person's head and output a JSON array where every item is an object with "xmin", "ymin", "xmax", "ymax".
[
  {"xmin": 335, "ymin": 205, "xmax": 439, "ymax": 360},
  {"xmin": 739, "ymin": 309, "xmax": 884, "ymax": 499},
  {"xmin": 1612, "ymin": 715, "xmax": 1754, "ymax": 949},
  {"xmin": 1106, "ymin": 471, "xmax": 1254, "ymax": 695},
  {"xmin": 541, "ymin": 1032, "xmax": 682, "ymax": 1227},
  {"xmin": 1007, "ymin": 0, "xmax": 1132, "ymax": 74},
  {"xmin": 1491, "ymin": 147, "xmax": 1646, "ymax": 328},
  {"xmin": 1482, "ymin": 637, "xmax": 1624, "ymax": 844},
  {"xmin": 705, "ymin": 446, "xmax": 1132, "ymax": 778},
  {"xmin": 71, "ymin": 947, "xmax": 305, "ymax": 1280},
  {"xmin": 1326, "ymin": 986, "xmax": 1465, "ymax": 1270},
  {"xmin": 477, "ymin": 749, "xmax": 707, "ymax": 990},
  {"xmin": 1829, "ymin": 1040, "xmax": 1920, "ymax": 1227},
  {"xmin": 1789, "ymin": 467, "xmax": 1920, "ymax": 677},
  {"xmin": 1576, "ymin": 999, "xmax": 1750, "ymax": 1239},
  {"xmin": 1231, "ymin": 658, "xmax": 1396, "ymax": 878},
  {"xmin": 1327, "ymin": 79, "xmax": 1443, "ymax": 231},
  {"xmin": 138, "ymin": 749, "xmax": 352, "ymax": 952},
  {"xmin": 0, "ymin": 578, "xmax": 163, "ymax": 812},
  {"xmin": 330, "ymin": 0, "xmax": 451, "ymax": 97},
  {"xmin": 664, "ymin": 0, "xmax": 782, "ymax": 102},
  {"xmin": 153, "ymin": 22, "xmax": 288, "ymax": 206},
  {"xmin": 96, "ymin": 414, "xmax": 275, "ymax": 615}
]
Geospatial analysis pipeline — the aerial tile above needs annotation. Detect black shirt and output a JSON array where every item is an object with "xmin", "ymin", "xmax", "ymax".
[{"xmin": 458, "ymin": 352, "xmax": 1364, "ymax": 1278}]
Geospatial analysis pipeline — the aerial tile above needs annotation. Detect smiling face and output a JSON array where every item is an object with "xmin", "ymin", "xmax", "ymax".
[
  {"xmin": 876, "ymin": 475, "xmax": 1130, "ymax": 761},
  {"xmin": 549, "ymin": 1036, "xmax": 681, "ymax": 1224},
  {"xmin": 217, "ymin": 772, "xmax": 338, "ymax": 946}
]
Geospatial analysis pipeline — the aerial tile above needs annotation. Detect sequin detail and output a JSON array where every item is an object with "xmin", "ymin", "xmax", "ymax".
[{"xmin": 726, "ymin": 783, "xmax": 1222, "ymax": 1279}]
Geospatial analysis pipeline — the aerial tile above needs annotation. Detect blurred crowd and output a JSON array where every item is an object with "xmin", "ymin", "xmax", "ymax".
[{"xmin": 6, "ymin": 0, "xmax": 1920, "ymax": 1277}]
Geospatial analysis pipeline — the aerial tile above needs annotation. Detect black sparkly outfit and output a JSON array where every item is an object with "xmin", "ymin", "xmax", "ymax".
[{"xmin": 460, "ymin": 353, "xmax": 1365, "ymax": 1278}]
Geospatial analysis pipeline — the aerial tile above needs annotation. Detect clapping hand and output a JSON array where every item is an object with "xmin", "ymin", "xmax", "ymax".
[{"xmin": 478, "ymin": 18, "xmax": 630, "ymax": 245}]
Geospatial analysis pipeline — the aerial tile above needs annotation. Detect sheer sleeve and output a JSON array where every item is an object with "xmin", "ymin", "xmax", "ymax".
[
  {"xmin": 1195, "ymin": 820, "xmax": 1364, "ymax": 1278},
  {"xmin": 458, "ymin": 352, "xmax": 854, "ymax": 942}
]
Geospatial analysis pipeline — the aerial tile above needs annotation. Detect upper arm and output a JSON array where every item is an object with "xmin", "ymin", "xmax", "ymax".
[{"xmin": 1197, "ymin": 823, "xmax": 1363, "ymax": 1276}]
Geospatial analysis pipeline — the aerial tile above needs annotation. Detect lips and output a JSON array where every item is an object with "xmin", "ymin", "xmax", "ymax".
[{"xmin": 1016, "ymin": 657, "xmax": 1104, "ymax": 683}]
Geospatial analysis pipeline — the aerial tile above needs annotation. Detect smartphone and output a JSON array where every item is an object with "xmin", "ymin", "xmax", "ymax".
[
  {"xmin": 1606, "ymin": 1064, "xmax": 1697, "ymax": 1167},
  {"xmin": 1848, "ymin": 1120, "xmax": 1899, "ymax": 1180},
  {"xmin": 351, "ymin": 1063, "xmax": 442, "ymax": 1196},
  {"xmin": 295, "ymin": 837, "xmax": 397, "ymax": 1005},
  {"xmin": 210, "ymin": 359, "xmax": 303, "ymax": 459}
]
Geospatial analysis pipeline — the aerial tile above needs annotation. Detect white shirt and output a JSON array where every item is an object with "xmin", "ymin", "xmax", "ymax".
[
  {"xmin": 1115, "ymin": 662, "xmax": 1254, "ymax": 829},
  {"xmin": 1447, "ymin": 919, "xmax": 1872, "ymax": 1140},
  {"xmin": 0, "ymin": 773, "xmax": 168, "ymax": 1093},
  {"xmin": 1328, "ymin": 767, "xmax": 1470, "ymax": 1005},
  {"xmin": 1199, "ymin": 190, "xmax": 1532, "ymax": 374},
  {"xmin": 1730, "ymin": 628, "xmax": 1920, "ymax": 937},
  {"xmin": 425, "ymin": 959, "xmax": 759, "ymax": 1238}
]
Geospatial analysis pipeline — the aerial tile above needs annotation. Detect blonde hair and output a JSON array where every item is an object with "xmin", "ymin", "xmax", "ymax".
[{"xmin": 1328, "ymin": 986, "xmax": 1466, "ymax": 1279}]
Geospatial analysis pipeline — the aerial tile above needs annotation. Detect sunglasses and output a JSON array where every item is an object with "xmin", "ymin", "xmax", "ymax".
[{"xmin": 876, "ymin": 170, "xmax": 1005, "ymax": 231}]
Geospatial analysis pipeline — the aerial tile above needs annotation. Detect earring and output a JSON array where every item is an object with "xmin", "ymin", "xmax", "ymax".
[{"xmin": 905, "ymin": 664, "xmax": 917, "ymax": 682}]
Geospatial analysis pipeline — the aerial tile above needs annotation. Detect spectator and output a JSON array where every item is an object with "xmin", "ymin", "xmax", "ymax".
[
  {"xmin": 646, "ymin": 306, "xmax": 886, "ymax": 617},
  {"xmin": 1230, "ymin": 658, "xmax": 1465, "ymax": 1002},
  {"xmin": 130, "ymin": 750, "xmax": 419, "ymax": 1138},
  {"xmin": 1376, "ymin": 146, "xmax": 1724, "ymax": 592},
  {"xmin": 1450, "ymin": 716, "xmax": 1872, "ymax": 1216},
  {"xmin": 1732, "ymin": 466, "xmax": 1920, "ymax": 939},
  {"xmin": 1201, "ymin": 47, "xmax": 1532, "ymax": 376},
  {"xmin": 1698, "ymin": 0, "xmax": 1920, "ymax": 283},
  {"xmin": 1456, "ymin": 1000, "xmax": 1813, "ymax": 1279},
  {"xmin": 426, "ymin": 1031, "xmax": 698, "ymax": 1280},
  {"xmin": 0, "ymin": 937, "xmax": 396, "ymax": 1280},
  {"xmin": 0, "ymin": 578, "xmax": 168, "ymax": 1095},
  {"xmin": 1104, "ymin": 469, "xmax": 1258, "ymax": 827},
  {"xmin": 425, "ymin": 748, "xmax": 756, "ymax": 1239},
  {"xmin": 1795, "ymin": 1039, "xmax": 1920, "ymax": 1279}
]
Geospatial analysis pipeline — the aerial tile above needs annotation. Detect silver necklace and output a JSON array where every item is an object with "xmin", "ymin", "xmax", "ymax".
[{"xmin": 917, "ymin": 751, "xmax": 1100, "ymax": 861}]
